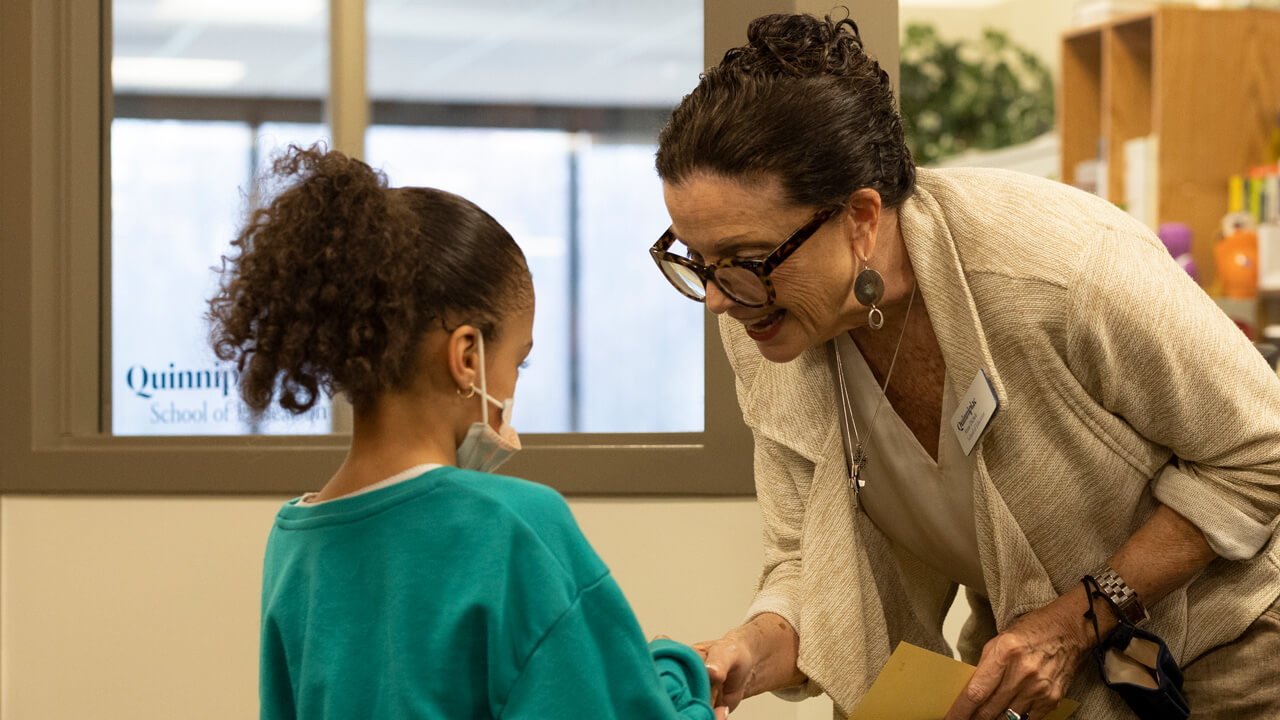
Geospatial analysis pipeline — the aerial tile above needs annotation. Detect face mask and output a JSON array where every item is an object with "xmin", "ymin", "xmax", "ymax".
[
  {"xmin": 1083, "ymin": 576, "xmax": 1190, "ymax": 720},
  {"xmin": 455, "ymin": 334, "xmax": 521, "ymax": 474}
]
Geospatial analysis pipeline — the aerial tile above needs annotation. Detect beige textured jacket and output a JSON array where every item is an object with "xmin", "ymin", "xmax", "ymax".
[{"xmin": 720, "ymin": 167, "xmax": 1280, "ymax": 718}]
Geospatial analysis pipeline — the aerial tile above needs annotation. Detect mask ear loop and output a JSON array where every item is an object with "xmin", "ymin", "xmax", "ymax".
[
  {"xmin": 1082, "ymin": 574, "xmax": 1128, "ymax": 643},
  {"xmin": 472, "ymin": 332, "xmax": 512, "ymax": 425},
  {"xmin": 476, "ymin": 333, "xmax": 489, "ymax": 426},
  {"xmin": 1083, "ymin": 575, "xmax": 1107, "ymax": 646}
]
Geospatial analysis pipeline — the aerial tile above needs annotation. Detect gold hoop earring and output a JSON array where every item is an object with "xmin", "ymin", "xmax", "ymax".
[{"xmin": 456, "ymin": 384, "xmax": 477, "ymax": 399}]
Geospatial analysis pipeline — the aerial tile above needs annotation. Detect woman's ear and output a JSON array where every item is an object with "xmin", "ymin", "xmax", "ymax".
[
  {"xmin": 447, "ymin": 325, "xmax": 481, "ymax": 395},
  {"xmin": 844, "ymin": 188, "xmax": 884, "ymax": 264}
]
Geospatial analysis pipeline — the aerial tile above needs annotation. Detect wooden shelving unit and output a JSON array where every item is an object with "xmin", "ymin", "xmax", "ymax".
[{"xmin": 1060, "ymin": 6, "xmax": 1280, "ymax": 286}]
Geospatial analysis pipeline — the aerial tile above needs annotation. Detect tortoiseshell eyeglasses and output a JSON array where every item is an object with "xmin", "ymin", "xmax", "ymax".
[{"xmin": 649, "ymin": 206, "xmax": 840, "ymax": 308}]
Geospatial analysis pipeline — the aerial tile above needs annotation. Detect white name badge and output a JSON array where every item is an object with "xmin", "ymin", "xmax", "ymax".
[{"xmin": 952, "ymin": 369, "xmax": 999, "ymax": 456}]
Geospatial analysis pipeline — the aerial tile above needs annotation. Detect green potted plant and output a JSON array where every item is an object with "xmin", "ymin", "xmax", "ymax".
[{"xmin": 899, "ymin": 23, "xmax": 1055, "ymax": 165}]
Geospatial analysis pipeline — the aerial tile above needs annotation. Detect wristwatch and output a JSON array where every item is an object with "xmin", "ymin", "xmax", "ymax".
[{"xmin": 1088, "ymin": 563, "xmax": 1149, "ymax": 626}]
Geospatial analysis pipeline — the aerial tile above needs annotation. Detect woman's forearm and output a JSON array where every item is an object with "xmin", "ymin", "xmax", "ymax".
[
  {"xmin": 1111, "ymin": 503, "xmax": 1220, "ymax": 601},
  {"xmin": 732, "ymin": 612, "xmax": 808, "ymax": 697},
  {"xmin": 1061, "ymin": 503, "xmax": 1219, "ymax": 644},
  {"xmin": 945, "ymin": 504, "xmax": 1222, "ymax": 720},
  {"xmin": 727, "ymin": 508, "xmax": 1217, "ymax": 710}
]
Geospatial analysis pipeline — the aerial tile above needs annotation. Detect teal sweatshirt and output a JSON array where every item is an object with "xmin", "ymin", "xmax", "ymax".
[{"xmin": 259, "ymin": 466, "xmax": 714, "ymax": 719}]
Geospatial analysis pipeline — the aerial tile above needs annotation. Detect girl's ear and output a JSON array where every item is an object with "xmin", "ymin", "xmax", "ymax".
[{"xmin": 447, "ymin": 325, "xmax": 481, "ymax": 394}]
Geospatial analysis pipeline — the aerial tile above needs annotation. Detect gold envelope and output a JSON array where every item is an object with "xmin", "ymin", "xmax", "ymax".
[{"xmin": 849, "ymin": 642, "xmax": 1080, "ymax": 720}]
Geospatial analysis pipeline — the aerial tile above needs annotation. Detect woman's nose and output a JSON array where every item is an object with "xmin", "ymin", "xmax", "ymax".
[{"xmin": 704, "ymin": 281, "xmax": 735, "ymax": 315}]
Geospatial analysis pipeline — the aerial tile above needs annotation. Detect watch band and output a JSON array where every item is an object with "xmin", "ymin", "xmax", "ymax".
[{"xmin": 1088, "ymin": 563, "xmax": 1148, "ymax": 626}]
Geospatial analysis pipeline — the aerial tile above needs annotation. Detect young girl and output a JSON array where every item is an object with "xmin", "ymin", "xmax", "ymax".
[{"xmin": 209, "ymin": 146, "xmax": 716, "ymax": 720}]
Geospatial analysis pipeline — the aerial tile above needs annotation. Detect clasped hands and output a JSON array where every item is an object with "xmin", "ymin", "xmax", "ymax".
[{"xmin": 675, "ymin": 594, "xmax": 1097, "ymax": 720}]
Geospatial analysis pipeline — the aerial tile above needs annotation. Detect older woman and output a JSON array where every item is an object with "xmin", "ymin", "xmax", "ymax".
[{"xmin": 651, "ymin": 13, "xmax": 1280, "ymax": 720}]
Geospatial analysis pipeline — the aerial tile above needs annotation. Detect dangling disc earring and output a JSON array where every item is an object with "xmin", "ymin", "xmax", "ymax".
[{"xmin": 855, "ymin": 263, "xmax": 886, "ymax": 330}]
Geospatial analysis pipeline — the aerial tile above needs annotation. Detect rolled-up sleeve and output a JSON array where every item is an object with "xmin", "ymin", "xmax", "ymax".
[
  {"xmin": 1152, "ymin": 463, "xmax": 1274, "ymax": 560},
  {"xmin": 1066, "ymin": 229, "xmax": 1280, "ymax": 560}
]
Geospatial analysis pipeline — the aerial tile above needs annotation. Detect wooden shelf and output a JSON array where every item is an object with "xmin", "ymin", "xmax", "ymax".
[
  {"xmin": 1062, "ymin": 9, "xmax": 1156, "ymax": 40},
  {"xmin": 1059, "ymin": 6, "xmax": 1280, "ymax": 287}
]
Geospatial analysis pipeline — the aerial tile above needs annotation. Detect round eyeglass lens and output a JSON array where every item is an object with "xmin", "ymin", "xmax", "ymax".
[
  {"xmin": 660, "ymin": 259, "xmax": 707, "ymax": 299},
  {"xmin": 714, "ymin": 265, "xmax": 768, "ymax": 306}
]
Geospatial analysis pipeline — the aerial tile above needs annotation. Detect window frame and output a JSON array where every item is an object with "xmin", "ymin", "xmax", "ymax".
[{"xmin": 1, "ymin": 0, "xmax": 772, "ymax": 496}]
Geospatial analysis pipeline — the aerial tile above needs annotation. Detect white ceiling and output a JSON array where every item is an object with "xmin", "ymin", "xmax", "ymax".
[{"xmin": 112, "ymin": 0, "xmax": 705, "ymax": 107}]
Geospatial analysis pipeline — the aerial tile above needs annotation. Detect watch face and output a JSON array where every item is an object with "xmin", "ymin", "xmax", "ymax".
[{"xmin": 1120, "ymin": 598, "xmax": 1150, "ymax": 625}]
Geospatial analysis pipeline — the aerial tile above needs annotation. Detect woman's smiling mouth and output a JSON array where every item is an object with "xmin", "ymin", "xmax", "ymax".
[{"xmin": 743, "ymin": 309, "xmax": 787, "ymax": 341}]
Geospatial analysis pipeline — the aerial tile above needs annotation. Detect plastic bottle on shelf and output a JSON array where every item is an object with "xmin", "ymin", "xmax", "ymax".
[
  {"xmin": 1217, "ymin": 227, "xmax": 1258, "ymax": 299},
  {"xmin": 1259, "ymin": 175, "xmax": 1280, "ymax": 291},
  {"xmin": 1218, "ymin": 176, "xmax": 1259, "ymax": 299}
]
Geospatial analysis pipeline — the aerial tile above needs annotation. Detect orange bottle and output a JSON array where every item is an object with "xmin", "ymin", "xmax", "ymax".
[{"xmin": 1216, "ymin": 228, "xmax": 1258, "ymax": 299}]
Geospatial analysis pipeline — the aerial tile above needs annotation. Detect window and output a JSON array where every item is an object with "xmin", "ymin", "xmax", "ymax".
[
  {"xmin": 111, "ymin": 0, "xmax": 332, "ymax": 435},
  {"xmin": 363, "ymin": 128, "xmax": 704, "ymax": 434},
  {"xmin": 109, "ymin": 0, "xmax": 704, "ymax": 436},
  {"xmin": 366, "ymin": 126, "xmax": 578, "ymax": 433},
  {"xmin": 4, "ymin": 0, "xmax": 765, "ymax": 495},
  {"xmin": 362, "ymin": 0, "xmax": 707, "ymax": 433}
]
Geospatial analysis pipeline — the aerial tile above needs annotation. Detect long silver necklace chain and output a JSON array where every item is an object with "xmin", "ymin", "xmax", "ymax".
[{"xmin": 834, "ymin": 281, "xmax": 917, "ymax": 492}]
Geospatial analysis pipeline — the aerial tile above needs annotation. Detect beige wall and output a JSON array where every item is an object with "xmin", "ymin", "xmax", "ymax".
[
  {"xmin": 1, "ymin": 496, "xmax": 839, "ymax": 720},
  {"xmin": 899, "ymin": 0, "xmax": 1077, "ymax": 78},
  {"xmin": 899, "ymin": 1, "xmax": 1220, "ymax": 81}
]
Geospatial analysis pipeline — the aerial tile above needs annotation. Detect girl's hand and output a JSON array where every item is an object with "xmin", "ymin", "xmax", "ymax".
[{"xmin": 652, "ymin": 634, "xmax": 736, "ymax": 717}]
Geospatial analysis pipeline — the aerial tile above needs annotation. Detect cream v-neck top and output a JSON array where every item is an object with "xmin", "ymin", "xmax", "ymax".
[{"xmin": 836, "ymin": 331, "xmax": 987, "ymax": 595}]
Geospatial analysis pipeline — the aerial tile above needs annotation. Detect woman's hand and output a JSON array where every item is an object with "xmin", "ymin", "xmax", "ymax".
[
  {"xmin": 691, "ymin": 633, "xmax": 757, "ymax": 712},
  {"xmin": 944, "ymin": 592, "xmax": 1094, "ymax": 720},
  {"xmin": 689, "ymin": 612, "xmax": 806, "ymax": 714}
]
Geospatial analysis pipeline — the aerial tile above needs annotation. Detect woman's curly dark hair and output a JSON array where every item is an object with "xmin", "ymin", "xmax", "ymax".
[
  {"xmin": 207, "ymin": 144, "xmax": 531, "ymax": 415},
  {"xmin": 656, "ymin": 11, "xmax": 915, "ymax": 209}
]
